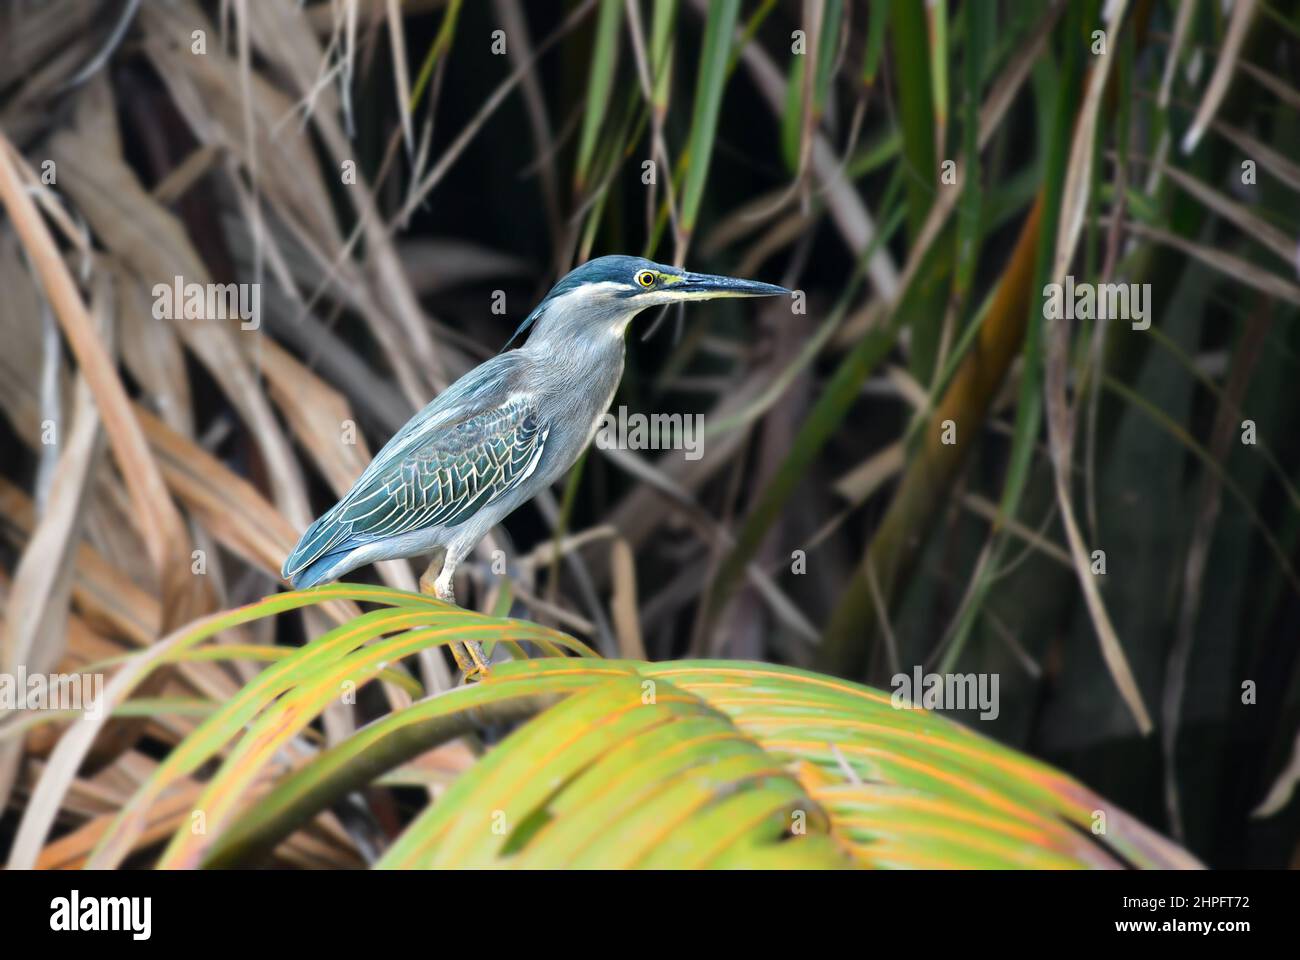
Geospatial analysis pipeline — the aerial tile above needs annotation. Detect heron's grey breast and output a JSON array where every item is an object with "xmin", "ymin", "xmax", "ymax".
[{"xmin": 530, "ymin": 341, "xmax": 624, "ymax": 486}]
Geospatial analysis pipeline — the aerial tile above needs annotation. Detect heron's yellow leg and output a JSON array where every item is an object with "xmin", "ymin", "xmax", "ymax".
[{"xmin": 419, "ymin": 558, "xmax": 490, "ymax": 682}]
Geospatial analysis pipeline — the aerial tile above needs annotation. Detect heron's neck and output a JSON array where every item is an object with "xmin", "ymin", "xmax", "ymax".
[
  {"xmin": 522, "ymin": 321, "xmax": 626, "ymax": 420},
  {"xmin": 523, "ymin": 323, "xmax": 626, "ymax": 376}
]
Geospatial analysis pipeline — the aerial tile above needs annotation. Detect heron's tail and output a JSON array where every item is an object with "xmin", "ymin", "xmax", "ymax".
[
  {"xmin": 282, "ymin": 507, "xmax": 354, "ymax": 586},
  {"xmin": 285, "ymin": 546, "xmax": 357, "ymax": 589}
]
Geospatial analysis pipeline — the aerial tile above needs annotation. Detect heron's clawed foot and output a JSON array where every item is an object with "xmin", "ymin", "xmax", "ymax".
[{"xmin": 450, "ymin": 639, "xmax": 491, "ymax": 683}]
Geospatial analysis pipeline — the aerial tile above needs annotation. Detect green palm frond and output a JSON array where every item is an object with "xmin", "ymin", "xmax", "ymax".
[{"xmin": 76, "ymin": 587, "xmax": 1195, "ymax": 870}]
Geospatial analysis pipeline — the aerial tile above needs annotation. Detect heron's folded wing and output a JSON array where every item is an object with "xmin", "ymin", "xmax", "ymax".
[{"xmin": 283, "ymin": 398, "xmax": 547, "ymax": 578}]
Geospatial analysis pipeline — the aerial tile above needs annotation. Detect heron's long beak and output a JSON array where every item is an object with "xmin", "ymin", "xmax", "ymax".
[{"xmin": 673, "ymin": 272, "xmax": 791, "ymax": 299}]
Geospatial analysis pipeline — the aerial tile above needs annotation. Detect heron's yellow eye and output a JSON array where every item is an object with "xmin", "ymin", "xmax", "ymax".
[{"xmin": 635, "ymin": 270, "xmax": 656, "ymax": 288}]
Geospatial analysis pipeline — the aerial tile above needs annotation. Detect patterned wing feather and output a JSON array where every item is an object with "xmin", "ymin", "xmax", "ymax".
[{"xmin": 283, "ymin": 398, "xmax": 546, "ymax": 580}]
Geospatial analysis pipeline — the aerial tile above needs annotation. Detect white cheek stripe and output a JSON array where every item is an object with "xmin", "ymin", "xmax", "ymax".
[{"xmin": 549, "ymin": 281, "xmax": 630, "ymax": 310}]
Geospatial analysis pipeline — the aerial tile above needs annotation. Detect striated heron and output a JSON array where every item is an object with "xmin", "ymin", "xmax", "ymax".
[{"xmin": 282, "ymin": 255, "xmax": 789, "ymax": 679}]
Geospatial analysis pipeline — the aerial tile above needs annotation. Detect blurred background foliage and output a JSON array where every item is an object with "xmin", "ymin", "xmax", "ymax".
[{"xmin": 0, "ymin": 0, "xmax": 1298, "ymax": 868}]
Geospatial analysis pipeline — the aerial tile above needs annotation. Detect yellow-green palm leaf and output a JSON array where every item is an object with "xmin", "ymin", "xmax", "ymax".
[{"xmin": 82, "ymin": 587, "xmax": 1197, "ymax": 870}]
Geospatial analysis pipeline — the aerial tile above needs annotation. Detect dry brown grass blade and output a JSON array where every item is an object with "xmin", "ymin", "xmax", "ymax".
[
  {"xmin": 36, "ymin": 778, "xmax": 206, "ymax": 870},
  {"xmin": 115, "ymin": 263, "xmax": 194, "ymax": 436},
  {"xmin": 609, "ymin": 538, "xmax": 646, "ymax": 660},
  {"xmin": 385, "ymin": 0, "xmax": 414, "ymax": 156},
  {"xmin": 1041, "ymin": 0, "xmax": 1151, "ymax": 735},
  {"xmin": 0, "ymin": 135, "xmax": 211, "ymax": 634},
  {"xmin": 1181, "ymin": 0, "xmax": 1257, "ymax": 154},
  {"xmin": 16, "ymin": 753, "xmax": 145, "ymax": 822},
  {"xmin": 151, "ymin": 7, "xmax": 345, "ymax": 252},
  {"xmin": 0, "ymin": 1, "xmax": 102, "ymax": 142},
  {"xmin": 1255, "ymin": 728, "xmax": 1300, "ymax": 819},
  {"xmin": 962, "ymin": 492, "xmax": 1072, "ymax": 571},
  {"xmin": 397, "ymin": 239, "xmax": 532, "ymax": 296},
  {"xmin": 832, "ymin": 441, "xmax": 906, "ymax": 504},
  {"xmin": 700, "ymin": 186, "xmax": 793, "ymax": 255},
  {"xmin": 1237, "ymin": 57, "xmax": 1300, "ymax": 112},
  {"xmin": 341, "ymin": 0, "xmax": 360, "ymax": 137},
  {"xmin": 1053, "ymin": 0, "xmax": 1127, "ymax": 275},
  {"xmin": 0, "ymin": 236, "xmax": 248, "ymax": 647},
  {"xmin": 494, "ymin": 0, "xmax": 566, "ymax": 258},
  {"xmin": 1045, "ymin": 425, "xmax": 1153, "ymax": 735},
  {"xmin": 134, "ymin": 405, "xmax": 296, "ymax": 576},
  {"xmin": 1209, "ymin": 120, "xmax": 1300, "ymax": 192},
  {"xmin": 259, "ymin": 340, "xmax": 376, "ymax": 499},
  {"xmin": 143, "ymin": 0, "xmax": 445, "ymax": 409},
  {"xmin": 0, "ymin": 276, "xmax": 358, "ymax": 624},
  {"xmin": 35, "ymin": 763, "xmax": 359, "ymax": 869},
  {"xmin": 0, "ymin": 478, "xmax": 243, "ymax": 720},
  {"xmin": 0, "ymin": 478, "xmax": 158, "ymax": 649},
  {"xmin": 1126, "ymin": 220, "xmax": 1300, "ymax": 307},
  {"xmin": 1, "ymin": 280, "xmax": 103, "ymax": 668},
  {"xmin": 740, "ymin": 0, "xmax": 823, "ymax": 227},
  {"xmin": 0, "ymin": 273, "xmax": 109, "ymax": 808},
  {"xmin": 8, "ymin": 593, "xmax": 286, "ymax": 868},
  {"xmin": 0, "ymin": 0, "xmax": 99, "ymax": 87},
  {"xmin": 240, "ymin": 0, "xmax": 479, "ymax": 393},
  {"xmin": 736, "ymin": 208, "xmax": 817, "ymax": 277},
  {"xmin": 47, "ymin": 75, "xmax": 313, "ymax": 529},
  {"xmin": 1157, "ymin": 0, "xmax": 1197, "ymax": 109},
  {"xmin": 730, "ymin": 7, "xmax": 898, "ymax": 300},
  {"xmin": 51, "ymin": 612, "xmax": 129, "ymax": 681},
  {"xmin": 135, "ymin": 404, "xmax": 370, "ymax": 630},
  {"xmin": 1158, "ymin": 162, "xmax": 1295, "ymax": 265},
  {"xmin": 150, "ymin": 143, "xmax": 223, "ymax": 207},
  {"xmin": 0, "ymin": 142, "xmax": 219, "ymax": 850}
]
